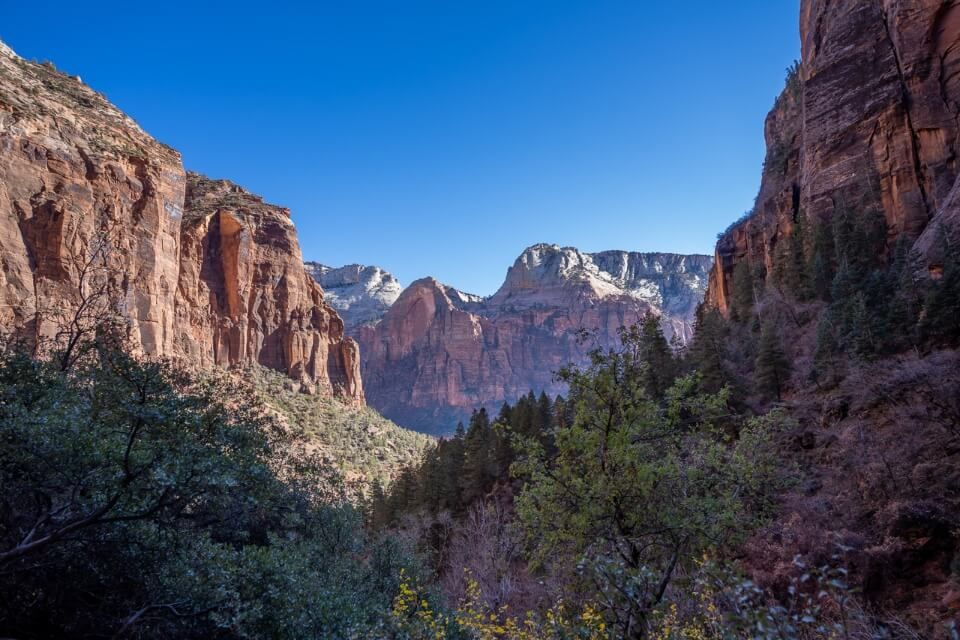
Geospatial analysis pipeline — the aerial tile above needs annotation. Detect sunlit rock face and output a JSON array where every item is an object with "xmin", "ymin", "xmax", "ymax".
[
  {"xmin": 706, "ymin": 0, "xmax": 960, "ymax": 312},
  {"xmin": 0, "ymin": 41, "xmax": 362, "ymax": 401},
  {"xmin": 304, "ymin": 263, "xmax": 403, "ymax": 333},
  {"xmin": 354, "ymin": 244, "xmax": 711, "ymax": 434}
]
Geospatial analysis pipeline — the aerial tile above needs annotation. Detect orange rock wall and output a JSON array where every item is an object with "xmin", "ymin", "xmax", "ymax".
[
  {"xmin": 707, "ymin": 0, "xmax": 960, "ymax": 311},
  {"xmin": 0, "ymin": 47, "xmax": 362, "ymax": 400}
]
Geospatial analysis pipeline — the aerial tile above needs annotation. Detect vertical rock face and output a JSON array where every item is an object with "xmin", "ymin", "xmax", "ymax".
[
  {"xmin": 304, "ymin": 262, "xmax": 403, "ymax": 333},
  {"xmin": 707, "ymin": 0, "xmax": 960, "ymax": 310},
  {"xmin": 0, "ymin": 43, "xmax": 185, "ymax": 354},
  {"xmin": 358, "ymin": 245, "xmax": 711, "ymax": 434},
  {"xmin": 0, "ymin": 43, "xmax": 362, "ymax": 400},
  {"xmin": 176, "ymin": 175, "xmax": 363, "ymax": 399}
]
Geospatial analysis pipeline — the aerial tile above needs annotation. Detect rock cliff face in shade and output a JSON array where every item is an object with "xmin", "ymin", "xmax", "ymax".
[
  {"xmin": 706, "ymin": 0, "xmax": 960, "ymax": 312},
  {"xmin": 0, "ymin": 42, "xmax": 362, "ymax": 400},
  {"xmin": 304, "ymin": 262, "xmax": 403, "ymax": 333},
  {"xmin": 358, "ymin": 244, "xmax": 712, "ymax": 433}
]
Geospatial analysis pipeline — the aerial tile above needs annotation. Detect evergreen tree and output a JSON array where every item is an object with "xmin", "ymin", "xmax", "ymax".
[
  {"xmin": 812, "ymin": 316, "xmax": 841, "ymax": 387},
  {"xmin": 369, "ymin": 478, "xmax": 391, "ymax": 528},
  {"xmin": 415, "ymin": 447, "xmax": 444, "ymax": 513},
  {"xmin": 809, "ymin": 219, "xmax": 835, "ymax": 300},
  {"xmin": 634, "ymin": 313, "xmax": 679, "ymax": 398},
  {"xmin": 460, "ymin": 409, "xmax": 494, "ymax": 504},
  {"xmin": 686, "ymin": 308, "xmax": 731, "ymax": 393},
  {"xmin": 773, "ymin": 217, "xmax": 812, "ymax": 300},
  {"xmin": 921, "ymin": 244, "xmax": 960, "ymax": 345},
  {"xmin": 731, "ymin": 261, "xmax": 755, "ymax": 322},
  {"xmin": 754, "ymin": 323, "xmax": 791, "ymax": 401},
  {"xmin": 438, "ymin": 424, "xmax": 466, "ymax": 511}
]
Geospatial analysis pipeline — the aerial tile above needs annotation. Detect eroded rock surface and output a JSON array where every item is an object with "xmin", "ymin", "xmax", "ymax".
[
  {"xmin": 304, "ymin": 262, "xmax": 402, "ymax": 333},
  {"xmin": 358, "ymin": 244, "xmax": 711, "ymax": 433},
  {"xmin": 0, "ymin": 43, "xmax": 361, "ymax": 400},
  {"xmin": 707, "ymin": 0, "xmax": 960, "ymax": 310}
]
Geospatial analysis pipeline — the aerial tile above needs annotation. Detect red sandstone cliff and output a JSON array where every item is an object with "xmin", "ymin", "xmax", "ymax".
[
  {"xmin": 0, "ymin": 43, "xmax": 361, "ymax": 399},
  {"xmin": 707, "ymin": 0, "xmax": 960, "ymax": 311},
  {"xmin": 358, "ymin": 245, "xmax": 711, "ymax": 434}
]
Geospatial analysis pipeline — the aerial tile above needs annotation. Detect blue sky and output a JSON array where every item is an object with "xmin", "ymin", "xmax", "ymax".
[{"xmin": 2, "ymin": 1, "xmax": 800, "ymax": 295}]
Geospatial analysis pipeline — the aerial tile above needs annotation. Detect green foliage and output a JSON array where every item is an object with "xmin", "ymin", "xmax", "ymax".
[
  {"xmin": 812, "ymin": 315, "xmax": 842, "ymax": 387},
  {"xmin": 754, "ymin": 323, "xmax": 791, "ymax": 401},
  {"xmin": 808, "ymin": 218, "xmax": 836, "ymax": 301},
  {"xmin": 649, "ymin": 555, "xmax": 919, "ymax": 640},
  {"xmin": 920, "ymin": 235, "xmax": 960, "ymax": 345},
  {"xmin": 686, "ymin": 308, "xmax": 734, "ymax": 394},
  {"xmin": 772, "ymin": 216, "xmax": 812, "ymax": 300},
  {"xmin": 763, "ymin": 139, "xmax": 792, "ymax": 176},
  {"xmin": 512, "ymin": 327, "xmax": 789, "ymax": 639},
  {"xmin": 730, "ymin": 261, "xmax": 757, "ymax": 323},
  {"xmin": 247, "ymin": 366, "xmax": 433, "ymax": 489},
  {"xmin": 0, "ymin": 340, "xmax": 419, "ymax": 638},
  {"xmin": 376, "ymin": 392, "xmax": 561, "ymax": 524}
]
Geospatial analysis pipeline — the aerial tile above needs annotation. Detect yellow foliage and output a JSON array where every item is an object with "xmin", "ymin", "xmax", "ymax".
[{"xmin": 391, "ymin": 569, "xmax": 608, "ymax": 640}]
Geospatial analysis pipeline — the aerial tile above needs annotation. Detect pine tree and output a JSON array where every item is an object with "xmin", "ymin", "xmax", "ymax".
[
  {"xmin": 687, "ymin": 308, "xmax": 730, "ymax": 393},
  {"xmin": 754, "ymin": 323, "xmax": 791, "ymax": 401},
  {"xmin": 809, "ymin": 219, "xmax": 835, "ymax": 301},
  {"xmin": 439, "ymin": 425, "xmax": 466, "ymax": 511},
  {"xmin": 460, "ymin": 409, "xmax": 493, "ymax": 505},
  {"xmin": 773, "ymin": 218, "xmax": 811, "ymax": 300},
  {"xmin": 415, "ymin": 448, "xmax": 444, "ymax": 512},
  {"xmin": 921, "ymin": 244, "xmax": 960, "ymax": 345},
  {"xmin": 369, "ymin": 478, "xmax": 390, "ymax": 529},
  {"xmin": 536, "ymin": 392, "xmax": 553, "ymax": 435},
  {"xmin": 812, "ymin": 316, "xmax": 841, "ymax": 387},
  {"xmin": 731, "ymin": 261, "xmax": 755, "ymax": 322},
  {"xmin": 636, "ymin": 313, "xmax": 679, "ymax": 398}
]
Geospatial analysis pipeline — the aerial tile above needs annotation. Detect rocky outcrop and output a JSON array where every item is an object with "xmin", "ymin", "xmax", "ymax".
[
  {"xmin": 176, "ymin": 175, "xmax": 362, "ymax": 398},
  {"xmin": 305, "ymin": 262, "xmax": 402, "ymax": 333},
  {"xmin": 0, "ymin": 43, "xmax": 362, "ymax": 400},
  {"xmin": 359, "ymin": 244, "xmax": 711, "ymax": 433},
  {"xmin": 707, "ymin": 0, "xmax": 960, "ymax": 311}
]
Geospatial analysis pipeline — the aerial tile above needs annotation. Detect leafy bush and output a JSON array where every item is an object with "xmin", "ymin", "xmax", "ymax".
[
  {"xmin": 247, "ymin": 365, "xmax": 433, "ymax": 490},
  {"xmin": 0, "ymin": 340, "xmax": 419, "ymax": 638}
]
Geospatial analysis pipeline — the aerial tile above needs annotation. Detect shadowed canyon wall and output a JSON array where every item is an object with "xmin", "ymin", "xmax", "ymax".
[{"xmin": 707, "ymin": 0, "xmax": 960, "ymax": 310}]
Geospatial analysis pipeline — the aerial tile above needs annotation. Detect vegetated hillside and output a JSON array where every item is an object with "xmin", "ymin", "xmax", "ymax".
[
  {"xmin": 695, "ymin": 0, "xmax": 960, "ymax": 631},
  {"xmin": 0, "ymin": 40, "xmax": 362, "ymax": 398},
  {"xmin": 374, "ymin": 1, "xmax": 960, "ymax": 636},
  {"xmin": 357, "ymin": 244, "xmax": 712, "ymax": 434},
  {"xmin": 246, "ymin": 366, "xmax": 432, "ymax": 488}
]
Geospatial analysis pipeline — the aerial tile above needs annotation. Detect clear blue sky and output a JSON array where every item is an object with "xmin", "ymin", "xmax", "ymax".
[{"xmin": 2, "ymin": 1, "xmax": 799, "ymax": 295}]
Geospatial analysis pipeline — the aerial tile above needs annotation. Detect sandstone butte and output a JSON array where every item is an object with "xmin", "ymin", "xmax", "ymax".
[
  {"xmin": 0, "ymin": 41, "xmax": 362, "ymax": 400},
  {"xmin": 706, "ymin": 0, "xmax": 960, "ymax": 311}
]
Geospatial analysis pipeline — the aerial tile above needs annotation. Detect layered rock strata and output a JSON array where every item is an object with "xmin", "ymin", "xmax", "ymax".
[
  {"xmin": 0, "ymin": 42, "xmax": 361, "ymax": 399},
  {"xmin": 707, "ymin": 0, "xmax": 960, "ymax": 311},
  {"xmin": 356, "ymin": 245, "xmax": 711, "ymax": 433}
]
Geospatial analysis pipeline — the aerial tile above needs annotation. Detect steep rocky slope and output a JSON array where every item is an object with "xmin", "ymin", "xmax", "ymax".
[
  {"xmin": 358, "ymin": 244, "xmax": 711, "ymax": 433},
  {"xmin": 0, "ymin": 42, "xmax": 362, "ymax": 399},
  {"xmin": 304, "ymin": 262, "xmax": 402, "ymax": 333},
  {"xmin": 247, "ymin": 366, "xmax": 431, "ymax": 489},
  {"xmin": 699, "ymin": 1, "xmax": 960, "ymax": 632},
  {"xmin": 707, "ymin": 0, "xmax": 960, "ymax": 311}
]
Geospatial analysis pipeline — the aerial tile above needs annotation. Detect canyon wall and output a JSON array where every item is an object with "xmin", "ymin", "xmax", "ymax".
[
  {"xmin": 352, "ymin": 244, "xmax": 711, "ymax": 434},
  {"xmin": 0, "ymin": 43, "xmax": 362, "ymax": 399},
  {"xmin": 707, "ymin": 0, "xmax": 960, "ymax": 311}
]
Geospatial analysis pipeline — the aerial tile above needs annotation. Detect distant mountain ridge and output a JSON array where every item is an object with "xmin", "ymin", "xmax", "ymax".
[
  {"xmin": 304, "ymin": 263, "xmax": 403, "ymax": 331},
  {"xmin": 311, "ymin": 244, "xmax": 712, "ymax": 433}
]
